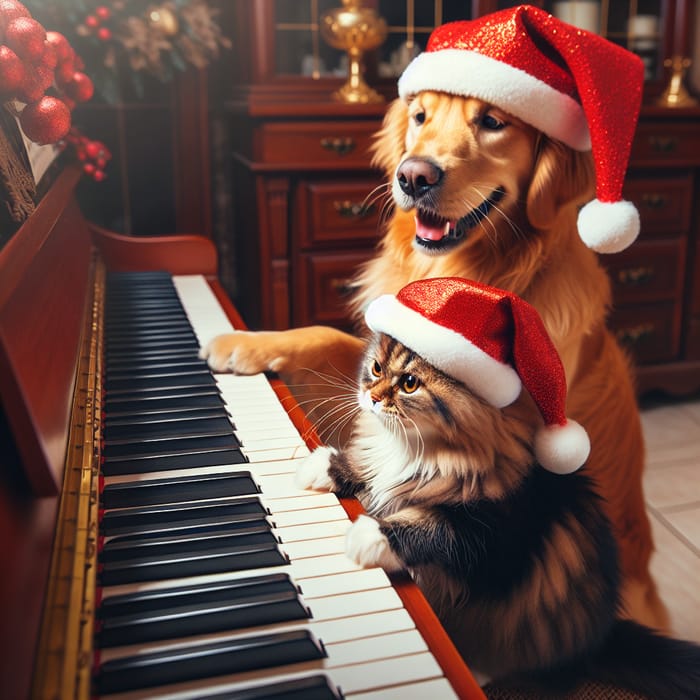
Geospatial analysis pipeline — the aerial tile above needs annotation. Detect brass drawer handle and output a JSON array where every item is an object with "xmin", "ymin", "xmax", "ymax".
[
  {"xmin": 641, "ymin": 193, "xmax": 668, "ymax": 209},
  {"xmin": 648, "ymin": 135, "xmax": 678, "ymax": 153},
  {"xmin": 615, "ymin": 323, "xmax": 655, "ymax": 345},
  {"xmin": 320, "ymin": 137, "xmax": 356, "ymax": 156},
  {"xmin": 333, "ymin": 200, "xmax": 376, "ymax": 219},
  {"xmin": 617, "ymin": 266, "xmax": 655, "ymax": 286}
]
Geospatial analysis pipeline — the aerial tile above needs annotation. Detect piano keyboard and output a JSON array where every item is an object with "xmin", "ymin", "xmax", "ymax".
[{"xmin": 94, "ymin": 272, "xmax": 460, "ymax": 699}]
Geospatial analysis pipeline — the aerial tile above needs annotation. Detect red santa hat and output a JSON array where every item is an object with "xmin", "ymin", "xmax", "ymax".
[
  {"xmin": 397, "ymin": 5, "xmax": 645, "ymax": 254},
  {"xmin": 365, "ymin": 277, "xmax": 590, "ymax": 474}
]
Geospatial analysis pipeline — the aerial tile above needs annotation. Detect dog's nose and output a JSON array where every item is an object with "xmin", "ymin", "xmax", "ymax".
[{"xmin": 396, "ymin": 158, "xmax": 443, "ymax": 198}]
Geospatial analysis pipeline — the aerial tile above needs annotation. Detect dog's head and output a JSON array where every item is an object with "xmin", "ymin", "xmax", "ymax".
[{"xmin": 371, "ymin": 91, "xmax": 595, "ymax": 257}]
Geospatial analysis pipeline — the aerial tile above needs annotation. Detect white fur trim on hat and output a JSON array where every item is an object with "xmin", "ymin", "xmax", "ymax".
[
  {"xmin": 398, "ymin": 49, "xmax": 591, "ymax": 151},
  {"xmin": 577, "ymin": 199, "xmax": 641, "ymax": 254},
  {"xmin": 534, "ymin": 419, "xmax": 590, "ymax": 474},
  {"xmin": 365, "ymin": 294, "xmax": 522, "ymax": 407}
]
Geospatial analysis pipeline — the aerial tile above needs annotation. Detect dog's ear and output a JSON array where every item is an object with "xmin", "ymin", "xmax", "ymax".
[
  {"xmin": 370, "ymin": 98, "xmax": 409, "ymax": 178},
  {"xmin": 526, "ymin": 137, "xmax": 595, "ymax": 230}
]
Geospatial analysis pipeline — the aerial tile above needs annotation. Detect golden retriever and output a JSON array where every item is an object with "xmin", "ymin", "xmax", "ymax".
[{"xmin": 201, "ymin": 91, "xmax": 668, "ymax": 632}]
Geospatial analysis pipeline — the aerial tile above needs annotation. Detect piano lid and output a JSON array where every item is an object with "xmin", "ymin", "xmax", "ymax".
[{"xmin": 0, "ymin": 164, "xmax": 94, "ymax": 495}]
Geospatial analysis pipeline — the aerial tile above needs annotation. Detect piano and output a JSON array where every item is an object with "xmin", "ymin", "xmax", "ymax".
[{"xmin": 0, "ymin": 164, "xmax": 485, "ymax": 699}]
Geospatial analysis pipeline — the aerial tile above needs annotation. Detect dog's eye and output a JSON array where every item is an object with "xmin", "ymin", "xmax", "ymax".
[
  {"xmin": 414, "ymin": 111, "xmax": 426, "ymax": 126},
  {"xmin": 371, "ymin": 360, "xmax": 382, "ymax": 377},
  {"xmin": 481, "ymin": 113, "xmax": 506, "ymax": 130}
]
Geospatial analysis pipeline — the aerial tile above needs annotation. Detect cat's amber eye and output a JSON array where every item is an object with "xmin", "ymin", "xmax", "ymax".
[
  {"xmin": 400, "ymin": 374, "xmax": 420, "ymax": 393},
  {"xmin": 371, "ymin": 360, "xmax": 382, "ymax": 377}
]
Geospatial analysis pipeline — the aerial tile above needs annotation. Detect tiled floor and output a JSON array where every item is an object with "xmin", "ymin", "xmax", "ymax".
[{"xmin": 640, "ymin": 393, "xmax": 700, "ymax": 643}]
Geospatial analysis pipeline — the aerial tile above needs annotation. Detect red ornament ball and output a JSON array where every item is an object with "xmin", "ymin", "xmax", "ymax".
[
  {"xmin": 45, "ymin": 30, "xmax": 71, "ymax": 62},
  {"xmin": 97, "ymin": 26, "xmax": 111, "ymax": 41},
  {"xmin": 4, "ymin": 16, "xmax": 45, "ymax": 61},
  {"xmin": 64, "ymin": 71, "xmax": 93, "ymax": 102},
  {"xmin": 20, "ymin": 96, "xmax": 71, "ymax": 144},
  {"xmin": 0, "ymin": 0, "xmax": 30, "ymax": 37},
  {"xmin": 0, "ymin": 44, "xmax": 24, "ymax": 94}
]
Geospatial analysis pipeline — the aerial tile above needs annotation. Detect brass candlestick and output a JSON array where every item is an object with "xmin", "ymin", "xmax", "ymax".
[
  {"xmin": 321, "ymin": 0, "xmax": 387, "ymax": 104},
  {"xmin": 656, "ymin": 55, "xmax": 698, "ymax": 107}
]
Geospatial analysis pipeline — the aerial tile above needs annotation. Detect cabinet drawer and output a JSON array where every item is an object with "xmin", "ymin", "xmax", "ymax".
[
  {"xmin": 258, "ymin": 121, "xmax": 378, "ymax": 168},
  {"xmin": 300, "ymin": 180, "xmax": 383, "ymax": 247},
  {"xmin": 296, "ymin": 251, "xmax": 373, "ymax": 327},
  {"xmin": 608, "ymin": 303, "xmax": 678, "ymax": 364},
  {"xmin": 623, "ymin": 175, "xmax": 693, "ymax": 237},
  {"xmin": 631, "ymin": 122, "xmax": 700, "ymax": 166},
  {"xmin": 602, "ymin": 239, "xmax": 685, "ymax": 304}
]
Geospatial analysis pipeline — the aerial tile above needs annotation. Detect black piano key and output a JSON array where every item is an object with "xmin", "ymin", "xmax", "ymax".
[
  {"xmin": 98, "ymin": 540, "xmax": 288, "ymax": 585},
  {"xmin": 98, "ymin": 573, "xmax": 297, "ymax": 618},
  {"xmin": 97, "ymin": 590, "xmax": 310, "ymax": 648},
  {"xmin": 102, "ymin": 432, "xmax": 240, "ymax": 460},
  {"xmin": 101, "ymin": 446, "xmax": 247, "ymax": 477},
  {"xmin": 100, "ymin": 496, "xmax": 268, "ymax": 537},
  {"xmin": 103, "ymin": 414, "xmax": 233, "ymax": 442},
  {"xmin": 98, "ymin": 591, "xmax": 308, "ymax": 648},
  {"xmin": 100, "ymin": 525, "xmax": 276, "ymax": 563},
  {"xmin": 106, "ymin": 359, "xmax": 212, "ymax": 377},
  {"xmin": 101, "ymin": 471, "xmax": 258, "ymax": 509},
  {"xmin": 102, "ymin": 514, "xmax": 269, "ymax": 542},
  {"xmin": 95, "ymin": 630, "xmax": 326, "ymax": 695},
  {"xmin": 104, "ymin": 390, "xmax": 225, "ymax": 416},
  {"xmin": 106, "ymin": 371, "xmax": 215, "ymax": 394},
  {"xmin": 198, "ymin": 675, "xmax": 342, "ymax": 700},
  {"xmin": 105, "ymin": 347, "xmax": 201, "ymax": 365},
  {"xmin": 105, "ymin": 406, "xmax": 230, "ymax": 429}
]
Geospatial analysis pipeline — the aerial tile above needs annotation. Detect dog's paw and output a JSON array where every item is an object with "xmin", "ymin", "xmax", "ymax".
[
  {"xmin": 199, "ymin": 331, "xmax": 285, "ymax": 375},
  {"xmin": 295, "ymin": 446, "xmax": 336, "ymax": 491},
  {"xmin": 345, "ymin": 515, "xmax": 404, "ymax": 573}
]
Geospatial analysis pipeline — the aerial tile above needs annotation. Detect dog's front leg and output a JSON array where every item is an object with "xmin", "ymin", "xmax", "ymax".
[{"xmin": 200, "ymin": 326, "xmax": 367, "ymax": 446}]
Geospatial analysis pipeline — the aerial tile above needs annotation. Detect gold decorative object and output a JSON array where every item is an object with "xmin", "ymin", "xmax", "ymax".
[
  {"xmin": 656, "ymin": 55, "xmax": 698, "ymax": 108},
  {"xmin": 149, "ymin": 6, "xmax": 180, "ymax": 36},
  {"xmin": 320, "ymin": 0, "xmax": 387, "ymax": 104}
]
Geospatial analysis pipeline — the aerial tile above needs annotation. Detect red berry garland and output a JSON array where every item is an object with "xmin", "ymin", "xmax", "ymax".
[{"xmin": 1, "ymin": 0, "xmax": 106, "ymax": 180}]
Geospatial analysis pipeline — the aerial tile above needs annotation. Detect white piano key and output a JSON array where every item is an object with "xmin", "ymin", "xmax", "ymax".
[
  {"xmin": 280, "ymin": 535, "xmax": 346, "ymax": 560},
  {"xmin": 272, "ymin": 519, "xmax": 349, "ymax": 543},
  {"xmin": 297, "ymin": 568, "xmax": 389, "ymax": 598},
  {"xmin": 348, "ymin": 677, "xmax": 458, "ymax": 699},
  {"xmin": 324, "ymin": 628, "xmax": 428, "ymax": 666}
]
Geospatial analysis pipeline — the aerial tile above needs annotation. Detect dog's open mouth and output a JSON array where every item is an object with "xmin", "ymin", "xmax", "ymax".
[{"xmin": 414, "ymin": 188, "xmax": 505, "ymax": 252}]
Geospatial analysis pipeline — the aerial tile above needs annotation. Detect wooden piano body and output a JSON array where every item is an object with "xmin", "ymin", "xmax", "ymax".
[{"xmin": 0, "ymin": 165, "xmax": 484, "ymax": 699}]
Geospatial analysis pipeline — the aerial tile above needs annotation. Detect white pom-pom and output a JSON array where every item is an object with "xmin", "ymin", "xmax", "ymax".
[
  {"xmin": 577, "ymin": 199, "xmax": 640, "ymax": 254},
  {"xmin": 535, "ymin": 420, "xmax": 590, "ymax": 475}
]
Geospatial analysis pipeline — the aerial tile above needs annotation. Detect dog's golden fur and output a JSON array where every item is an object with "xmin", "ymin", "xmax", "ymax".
[{"xmin": 202, "ymin": 91, "xmax": 668, "ymax": 630}]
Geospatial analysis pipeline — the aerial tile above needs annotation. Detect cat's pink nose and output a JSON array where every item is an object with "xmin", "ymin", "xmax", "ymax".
[{"xmin": 370, "ymin": 392, "xmax": 381, "ymax": 405}]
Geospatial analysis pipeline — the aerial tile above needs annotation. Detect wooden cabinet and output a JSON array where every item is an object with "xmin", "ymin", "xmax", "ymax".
[
  {"xmin": 605, "ymin": 108, "xmax": 700, "ymax": 395},
  {"xmin": 221, "ymin": 0, "xmax": 700, "ymax": 396}
]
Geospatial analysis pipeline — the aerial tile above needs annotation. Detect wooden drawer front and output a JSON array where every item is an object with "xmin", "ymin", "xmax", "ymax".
[
  {"xmin": 302, "ymin": 180, "xmax": 383, "ymax": 247},
  {"xmin": 603, "ymin": 239, "xmax": 685, "ymax": 305},
  {"xmin": 631, "ymin": 122, "xmax": 700, "ymax": 166},
  {"xmin": 297, "ymin": 251, "xmax": 373, "ymax": 327},
  {"xmin": 609, "ymin": 304, "xmax": 678, "ymax": 364},
  {"xmin": 623, "ymin": 175, "xmax": 693, "ymax": 237},
  {"xmin": 258, "ymin": 121, "xmax": 378, "ymax": 167}
]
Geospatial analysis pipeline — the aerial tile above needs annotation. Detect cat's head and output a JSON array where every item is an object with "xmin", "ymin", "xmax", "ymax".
[{"xmin": 358, "ymin": 331, "xmax": 507, "ymax": 441}]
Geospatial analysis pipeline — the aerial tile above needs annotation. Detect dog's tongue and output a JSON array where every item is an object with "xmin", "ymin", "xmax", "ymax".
[{"xmin": 415, "ymin": 216, "xmax": 453, "ymax": 241}]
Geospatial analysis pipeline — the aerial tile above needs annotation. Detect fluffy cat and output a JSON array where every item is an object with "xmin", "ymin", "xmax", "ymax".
[{"xmin": 295, "ymin": 278, "xmax": 700, "ymax": 699}]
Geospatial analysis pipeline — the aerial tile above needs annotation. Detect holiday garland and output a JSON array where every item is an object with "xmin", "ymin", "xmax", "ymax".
[{"xmin": 23, "ymin": 0, "xmax": 231, "ymax": 103}]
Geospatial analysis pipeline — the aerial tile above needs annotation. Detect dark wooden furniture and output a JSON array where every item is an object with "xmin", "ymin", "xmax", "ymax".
[
  {"xmin": 0, "ymin": 164, "xmax": 484, "ymax": 699},
  {"xmin": 223, "ymin": 0, "xmax": 700, "ymax": 396}
]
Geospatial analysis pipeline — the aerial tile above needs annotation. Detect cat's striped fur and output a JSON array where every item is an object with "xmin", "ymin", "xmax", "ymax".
[{"xmin": 296, "ymin": 333, "xmax": 700, "ymax": 698}]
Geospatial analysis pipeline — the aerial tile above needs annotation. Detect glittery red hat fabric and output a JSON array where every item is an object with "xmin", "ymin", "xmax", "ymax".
[{"xmin": 397, "ymin": 4, "xmax": 645, "ymax": 252}]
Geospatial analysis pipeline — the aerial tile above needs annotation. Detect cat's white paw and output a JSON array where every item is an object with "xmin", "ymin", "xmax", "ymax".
[
  {"xmin": 345, "ymin": 515, "xmax": 404, "ymax": 573},
  {"xmin": 295, "ymin": 446, "xmax": 336, "ymax": 491}
]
